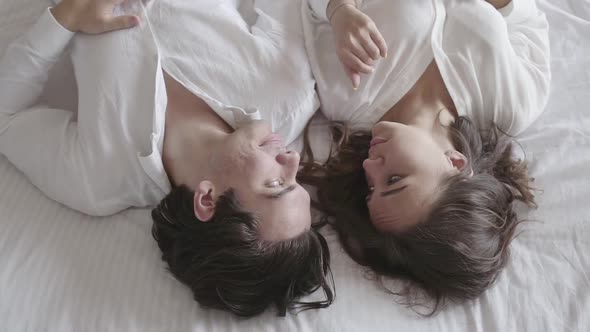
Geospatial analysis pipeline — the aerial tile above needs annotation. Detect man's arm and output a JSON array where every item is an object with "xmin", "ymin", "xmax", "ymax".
[
  {"xmin": 0, "ymin": 1, "xmax": 141, "ymax": 216},
  {"xmin": 0, "ymin": 9, "xmax": 75, "ymax": 114},
  {"xmin": 0, "ymin": 0, "xmax": 138, "ymax": 115}
]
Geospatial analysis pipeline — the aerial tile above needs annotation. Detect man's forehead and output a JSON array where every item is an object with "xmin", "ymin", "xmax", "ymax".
[{"xmin": 239, "ymin": 186, "xmax": 311, "ymax": 241}]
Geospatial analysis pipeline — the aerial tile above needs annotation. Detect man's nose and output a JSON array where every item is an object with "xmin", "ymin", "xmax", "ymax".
[{"xmin": 276, "ymin": 150, "xmax": 300, "ymax": 166}]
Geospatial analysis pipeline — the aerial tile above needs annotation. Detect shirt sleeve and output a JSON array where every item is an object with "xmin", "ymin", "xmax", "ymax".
[
  {"xmin": 492, "ymin": 0, "xmax": 551, "ymax": 135},
  {"xmin": 306, "ymin": 0, "xmax": 364, "ymax": 22},
  {"xmin": 0, "ymin": 9, "xmax": 117, "ymax": 216},
  {"xmin": 497, "ymin": 0, "xmax": 535, "ymax": 25},
  {"xmin": 306, "ymin": 0, "xmax": 330, "ymax": 21},
  {"xmin": 0, "ymin": 8, "xmax": 74, "ymax": 113},
  {"xmin": 443, "ymin": 0, "xmax": 551, "ymax": 136}
]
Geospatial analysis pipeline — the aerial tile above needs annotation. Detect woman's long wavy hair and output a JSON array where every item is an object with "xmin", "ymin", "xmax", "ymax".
[
  {"xmin": 298, "ymin": 116, "xmax": 536, "ymax": 315},
  {"xmin": 152, "ymin": 185, "xmax": 334, "ymax": 317}
]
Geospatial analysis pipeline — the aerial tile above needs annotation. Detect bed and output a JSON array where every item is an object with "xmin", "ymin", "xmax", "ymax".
[{"xmin": 1, "ymin": 0, "xmax": 588, "ymax": 331}]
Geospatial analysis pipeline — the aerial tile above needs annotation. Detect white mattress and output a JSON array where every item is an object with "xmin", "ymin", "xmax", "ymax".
[{"xmin": 1, "ymin": 0, "xmax": 589, "ymax": 331}]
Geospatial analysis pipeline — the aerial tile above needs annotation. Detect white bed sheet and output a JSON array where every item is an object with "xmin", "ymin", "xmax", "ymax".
[{"xmin": 1, "ymin": 0, "xmax": 589, "ymax": 331}]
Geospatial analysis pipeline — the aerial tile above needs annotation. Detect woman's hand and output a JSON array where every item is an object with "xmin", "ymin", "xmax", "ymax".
[
  {"xmin": 50, "ymin": 0, "xmax": 139, "ymax": 34},
  {"xmin": 329, "ymin": 4, "xmax": 387, "ymax": 89}
]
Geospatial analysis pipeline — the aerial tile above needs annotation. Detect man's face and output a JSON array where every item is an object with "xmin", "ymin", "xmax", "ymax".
[{"xmin": 209, "ymin": 121, "xmax": 312, "ymax": 241}]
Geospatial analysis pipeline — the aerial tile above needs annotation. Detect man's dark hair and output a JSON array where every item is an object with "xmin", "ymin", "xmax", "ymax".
[{"xmin": 151, "ymin": 185, "xmax": 334, "ymax": 317}]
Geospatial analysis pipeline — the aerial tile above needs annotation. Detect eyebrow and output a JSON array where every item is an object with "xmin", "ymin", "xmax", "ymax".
[
  {"xmin": 265, "ymin": 185, "xmax": 297, "ymax": 199},
  {"xmin": 380, "ymin": 185, "xmax": 408, "ymax": 197}
]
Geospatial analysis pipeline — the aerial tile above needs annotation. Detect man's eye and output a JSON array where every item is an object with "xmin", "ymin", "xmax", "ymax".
[
  {"xmin": 365, "ymin": 186, "xmax": 375, "ymax": 202},
  {"xmin": 387, "ymin": 176, "xmax": 402, "ymax": 185}
]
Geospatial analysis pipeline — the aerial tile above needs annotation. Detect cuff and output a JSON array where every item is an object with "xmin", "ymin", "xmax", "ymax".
[
  {"xmin": 26, "ymin": 8, "xmax": 75, "ymax": 59},
  {"xmin": 498, "ymin": 0, "xmax": 537, "ymax": 24},
  {"xmin": 308, "ymin": 0, "xmax": 331, "ymax": 21}
]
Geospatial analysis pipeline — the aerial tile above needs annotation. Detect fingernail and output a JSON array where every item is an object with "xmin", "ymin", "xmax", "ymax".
[
  {"xmin": 384, "ymin": 52, "xmax": 388, "ymax": 58},
  {"xmin": 369, "ymin": 67, "xmax": 375, "ymax": 73}
]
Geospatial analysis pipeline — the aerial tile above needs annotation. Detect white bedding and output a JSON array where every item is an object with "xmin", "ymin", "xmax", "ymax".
[{"xmin": 1, "ymin": 0, "xmax": 589, "ymax": 331}]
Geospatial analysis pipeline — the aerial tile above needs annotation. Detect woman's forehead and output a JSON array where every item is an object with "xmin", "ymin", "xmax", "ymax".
[{"xmin": 369, "ymin": 178, "xmax": 440, "ymax": 233}]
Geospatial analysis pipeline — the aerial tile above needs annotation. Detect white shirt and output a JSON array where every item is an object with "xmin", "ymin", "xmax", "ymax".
[
  {"xmin": 0, "ymin": 0, "xmax": 318, "ymax": 216},
  {"xmin": 303, "ymin": 0, "xmax": 551, "ymax": 134}
]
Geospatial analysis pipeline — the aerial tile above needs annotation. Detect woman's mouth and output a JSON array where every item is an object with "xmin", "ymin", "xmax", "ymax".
[{"xmin": 369, "ymin": 137, "xmax": 387, "ymax": 148}]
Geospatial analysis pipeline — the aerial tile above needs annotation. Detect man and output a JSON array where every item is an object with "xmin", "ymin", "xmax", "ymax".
[{"xmin": 0, "ymin": 0, "xmax": 333, "ymax": 316}]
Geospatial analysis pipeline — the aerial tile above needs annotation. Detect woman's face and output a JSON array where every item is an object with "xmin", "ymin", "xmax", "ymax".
[
  {"xmin": 362, "ymin": 121, "xmax": 458, "ymax": 233},
  {"xmin": 211, "ymin": 121, "xmax": 311, "ymax": 241}
]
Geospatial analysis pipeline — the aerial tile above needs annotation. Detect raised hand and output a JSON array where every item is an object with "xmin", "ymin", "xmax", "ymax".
[
  {"xmin": 329, "ymin": 4, "xmax": 387, "ymax": 89},
  {"xmin": 50, "ymin": 0, "xmax": 139, "ymax": 34}
]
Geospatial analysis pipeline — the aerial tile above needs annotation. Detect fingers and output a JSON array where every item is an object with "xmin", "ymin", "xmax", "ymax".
[
  {"xmin": 350, "ymin": 38, "xmax": 376, "ymax": 66},
  {"xmin": 102, "ymin": 15, "xmax": 140, "ymax": 33},
  {"xmin": 332, "ymin": 10, "xmax": 389, "ymax": 90},
  {"xmin": 341, "ymin": 31, "xmax": 386, "ymax": 78},
  {"xmin": 340, "ymin": 49, "xmax": 374, "ymax": 75},
  {"xmin": 370, "ymin": 29, "xmax": 388, "ymax": 58},
  {"xmin": 361, "ymin": 33, "xmax": 381, "ymax": 62},
  {"xmin": 343, "ymin": 65, "xmax": 361, "ymax": 90}
]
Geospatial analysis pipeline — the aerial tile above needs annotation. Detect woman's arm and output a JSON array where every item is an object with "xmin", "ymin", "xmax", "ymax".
[
  {"xmin": 495, "ymin": 0, "xmax": 551, "ymax": 135},
  {"xmin": 326, "ymin": 0, "xmax": 357, "ymax": 22},
  {"xmin": 466, "ymin": 0, "xmax": 551, "ymax": 135}
]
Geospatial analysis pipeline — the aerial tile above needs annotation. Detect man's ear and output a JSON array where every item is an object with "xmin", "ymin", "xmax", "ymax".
[
  {"xmin": 446, "ymin": 150, "xmax": 474, "ymax": 177},
  {"xmin": 193, "ymin": 181, "xmax": 217, "ymax": 222}
]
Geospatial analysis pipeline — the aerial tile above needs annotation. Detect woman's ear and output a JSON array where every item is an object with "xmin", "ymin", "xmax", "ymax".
[
  {"xmin": 193, "ymin": 181, "xmax": 217, "ymax": 222},
  {"xmin": 446, "ymin": 150, "xmax": 474, "ymax": 177}
]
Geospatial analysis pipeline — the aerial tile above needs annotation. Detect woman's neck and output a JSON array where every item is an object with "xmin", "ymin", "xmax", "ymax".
[
  {"xmin": 379, "ymin": 61, "xmax": 457, "ymax": 128},
  {"xmin": 378, "ymin": 61, "xmax": 458, "ymax": 152}
]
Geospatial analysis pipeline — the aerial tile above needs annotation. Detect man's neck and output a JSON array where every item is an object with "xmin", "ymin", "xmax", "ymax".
[{"xmin": 161, "ymin": 72, "xmax": 233, "ymax": 188}]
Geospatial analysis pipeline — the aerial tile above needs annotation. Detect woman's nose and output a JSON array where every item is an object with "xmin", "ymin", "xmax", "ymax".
[{"xmin": 362, "ymin": 156, "xmax": 382, "ymax": 172}]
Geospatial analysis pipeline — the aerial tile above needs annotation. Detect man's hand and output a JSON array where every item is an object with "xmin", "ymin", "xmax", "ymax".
[
  {"xmin": 329, "ymin": 3, "xmax": 387, "ymax": 89},
  {"xmin": 50, "ymin": 0, "xmax": 139, "ymax": 34},
  {"xmin": 485, "ymin": 0, "xmax": 512, "ymax": 10}
]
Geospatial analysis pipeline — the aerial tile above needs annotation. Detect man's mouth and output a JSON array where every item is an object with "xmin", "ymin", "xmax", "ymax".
[{"xmin": 260, "ymin": 133, "xmax": 283, "ymax": 146}]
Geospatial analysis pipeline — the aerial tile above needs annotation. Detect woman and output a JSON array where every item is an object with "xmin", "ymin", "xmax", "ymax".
[
  {"xmin": 299, "ymin": 0, "xmax": 550, "ymax": 312},
  {"xmin": 0, "ymin": 0, "xmax": 333, "ymax": 316}
]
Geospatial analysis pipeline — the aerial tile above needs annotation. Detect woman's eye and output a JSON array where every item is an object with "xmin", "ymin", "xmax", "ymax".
[{"xmin": 387, "ymin": 176, "xmax": 402, "ymax": 186}]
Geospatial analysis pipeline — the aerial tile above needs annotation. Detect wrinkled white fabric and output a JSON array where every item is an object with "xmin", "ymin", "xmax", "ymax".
[
  {"xmin": 1, "ymin": 0, "xmax": 589, "ymax": 331},
  {"xmin": 303, "ymin": 0, "xmax": 551, "ymax": 135}
]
